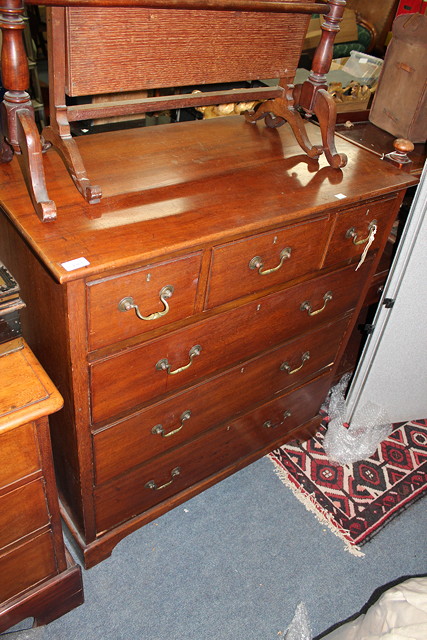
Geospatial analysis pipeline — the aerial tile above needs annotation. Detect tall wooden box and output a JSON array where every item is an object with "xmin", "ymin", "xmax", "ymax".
[{"xmin": 369, "ymin": 13, "xmax": 427, "ymax": 143}]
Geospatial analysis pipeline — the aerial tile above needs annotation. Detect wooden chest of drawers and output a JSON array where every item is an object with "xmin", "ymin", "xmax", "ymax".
[
  {"xmin": 0, "ymin": 342, "xmax": 83, "ymax": 632},
  {"xmin": 0, "ymin": 117, "xmax": 417, "ymax": 568}
]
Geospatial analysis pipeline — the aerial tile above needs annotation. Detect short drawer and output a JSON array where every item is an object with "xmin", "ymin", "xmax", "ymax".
[
  {"xmin": 0, "ymin": 531, "xmax": 57, "ymax": 603},
  {"xmin": 87, "ymin": 252, "xmax": 202, "ymax": 350},
  {"xmin": 0, "ymin": 479, "xmax": 49, "ymax": 549},
  {"xmin": 93, "ymin": 317, "xmax": 349, "ymax": 484},
  {"xmin": 94, "ymin": 374, "xmax": 331, "ymax": 533},
  {"xmin": 324, "ymin": 196, "xmax": 397, "ymax": 268},
  {"xmin": 206, "ymin": 217, "xmax": 330, "ymax": 308},
  {"xmin": 0, "ymin": 423, "xmax": 40, "ymax": 489},
  {"xmin": 90, "ymin": 259, "xmax": 372, "ymax": 423}
]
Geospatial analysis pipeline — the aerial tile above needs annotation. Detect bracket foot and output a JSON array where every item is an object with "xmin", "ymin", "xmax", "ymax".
[
  {"xmin": 16, "ymin": 110, "xmax": 57, "ymax": 222},
  {"xmin": 43, "ymin": 126, "xmax": 102, "ymax": 204}
]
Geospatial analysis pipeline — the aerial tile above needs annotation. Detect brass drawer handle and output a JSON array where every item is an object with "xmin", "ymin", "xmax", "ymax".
[
  {"xmin": 263, "ymin": 410, "xmax": 292, "ymax": 429},
  {"xmin": 152, "ymin": 410, "xmax": 192, "ymax": 438},
  {"xmin": 300, "ymin": 291, "xmax": 332, "ymax": 316},
  {"xmin": 118, "ymin": 285, "xmax": 174, "ymax": 321},
  {"xmin": 249, "ymin": 247, "xmax": 292, "ymax": 275},
  {"xmin": 155, "ymin": 345, "xmax": 202, "ymax": 376},
  {"xmin": 145, "ymin": 467, "xmax": 181, "ymax": 491},
  {"xmin": 345, "ymin": 220, "xmax": 377, "ymax": 246},
  {"xmin": 280, "ymin": 351, "xmax": 310, "ymax": 375}
]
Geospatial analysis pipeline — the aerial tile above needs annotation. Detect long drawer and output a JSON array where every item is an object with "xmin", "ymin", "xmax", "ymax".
[
  {"xmin": 94, "ymin": 373, "xmax": 331, "ymax": 533},
  {"xmin": 90, "ymin": 259, "xmax": 372, "ymax": 423},
  {"xmin": 93, "ymin": 316, "xmax": 349, "ymax": 485}
]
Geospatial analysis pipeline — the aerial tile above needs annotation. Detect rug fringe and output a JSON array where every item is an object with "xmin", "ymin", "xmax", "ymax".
[{"xmin": 268, "ymin": 455, "xmax": 365, "ymax": 558}]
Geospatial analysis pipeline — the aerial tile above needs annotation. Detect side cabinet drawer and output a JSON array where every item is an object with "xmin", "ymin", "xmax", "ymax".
[
  {"xmin": 94, "ymin": 374, "xmax": 331, "ymax": 533},
  {"xmin": 206, "ymin": 217, "xmax": 330, "ymax": 308},
  {"xmin": 0, "ymin": 423, "xmax": 40, "ymax": 489},
  {"xmin": 324, "ymin": 196, "xmax": 397, "ymax": 268},
  {"xmin": 93, "ymin": 317, "xmax": 349, "ymax": 485},
  {"xmin": 90, "ymin": 259, "xmax": 372, "ymax": 423},
  {"xmin": 0, "ymin": 531, "xmax": 57, "ymax": 603},
  {"xmin": 87, "ymin": 252, "xmax": 202, "ymax": 350},
  {"xmin": 0, "ymin": 480, "xmax": 49, "ymax": 549}
]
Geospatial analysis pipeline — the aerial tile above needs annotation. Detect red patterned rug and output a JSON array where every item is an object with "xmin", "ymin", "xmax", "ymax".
[{"xmin": 268, "ymin": 418, "xmax": 427, "ymax": 556}]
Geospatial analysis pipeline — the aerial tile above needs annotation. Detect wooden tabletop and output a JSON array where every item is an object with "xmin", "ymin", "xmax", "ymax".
[
  {"xmin": 0, "ymin": 117, "xmax": 418, "ymax": 283},
  {"xmin": 0, "ymin": 342, "xmax": 63, "ymax": 433}
]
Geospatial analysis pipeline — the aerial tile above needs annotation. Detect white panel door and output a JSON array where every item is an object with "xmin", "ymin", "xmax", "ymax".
[{"xmin": 346, "ymin": 162, "xmax": 427, "ymax": 425}]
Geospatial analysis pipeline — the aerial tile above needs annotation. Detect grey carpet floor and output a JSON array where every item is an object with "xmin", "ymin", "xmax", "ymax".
[{"xmin": 4, "ymin": 455, "xmax": 427, "ymax": 640}]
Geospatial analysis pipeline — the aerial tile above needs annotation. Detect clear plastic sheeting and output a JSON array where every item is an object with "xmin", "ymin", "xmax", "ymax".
[
  {"xmin": 322, "ymin": 374, "xmax": 393, "ymax": 466},
  {"xmin": 283, "ymin": 602, "xmax": 312, "ymax": 640}
]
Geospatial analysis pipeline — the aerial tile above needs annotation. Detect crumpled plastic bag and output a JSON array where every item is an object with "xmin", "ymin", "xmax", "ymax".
[
  {"xmin": 321, "ymin": 577, "xmax": 427, "ymax": 640},
  {"xmin": 322, "ymin": 374, "xmax": 393, "ymax": 466},
  {"xmin": 283, "ymin": 602, "xmax": 312, "ymax": 640}
]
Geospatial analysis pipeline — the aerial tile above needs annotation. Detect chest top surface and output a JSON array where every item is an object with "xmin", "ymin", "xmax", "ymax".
[
  {"xmin": 0, "ymin": 344, "xmax": 63, "ymax": 433},
  {"xmin": 0, "ymin": 117, "xmax": 417, "ymax": 283}
]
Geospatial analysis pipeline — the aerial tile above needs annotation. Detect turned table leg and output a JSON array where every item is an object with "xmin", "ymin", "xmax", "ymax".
[
  {"xmin": 0, "ymin": 0, "xmax": 56, "ymax": 221},
  {"xmin": 245, "ymin": 0, "xmax": 347, "ymax": 169},
  {"xmin": 298, "ymin": 0, "xmax": 347, "ymax": 168}
]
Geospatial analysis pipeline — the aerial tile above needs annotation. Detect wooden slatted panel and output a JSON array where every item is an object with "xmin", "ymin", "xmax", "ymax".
[{"xmin": 65, "ymin": 6, "xmax": 313, "ymax": 96}]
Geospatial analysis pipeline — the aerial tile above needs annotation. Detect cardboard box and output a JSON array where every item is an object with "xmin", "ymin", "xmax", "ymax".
[
  {"xmin": 303, "ymin": 9, "xmax": 359, "ymax": 50},
  {"xmin": 328, "ymin": 52, "xmax": 383, "ymax": 112}
]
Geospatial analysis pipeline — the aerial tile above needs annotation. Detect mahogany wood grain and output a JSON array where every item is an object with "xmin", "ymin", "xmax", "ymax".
[
  {"xmin": 0, "ymin": 215, "xmax": 100, "ymax": 537},
  {"xmin": 0, "ymin": 532, "xmax": 57, "ymax": 603},
  {"xmin": 35, "ymin": 416, "xmax": 69, "ymax": 574},
  {"xmin": 0, "ymin": 347, "xmax": 60, "ymax": 431},
  {"xmin": 0, "ymin": 115, "xmax": 418, "ymax": 567},
  {"xmin": 0, "ymin": 0, "xmax": 32, "ymax": 154},
  {"xmin": 299, "ymin": 0, "xmax": 346, "ymax": 112},
  {"xmin": 94, "ymin": 373, "xmax": 330, "ymax": 532},
  {"xmin": 0, "ymin": 423, "xmax": 40, "ymax": 487},
  {"xmin": 87, "ymin": 252, "xmax": 202, "ymax": 350},
  {"xmin": 0, "ymin": 120, "xmax": 417, "ymax": 284},
  {"xmin": 206, "ymin": 215, "xmax": 330, "ymax": 308},
  {"xmin": 0, "ymin": 217, "xmax": 95, "ymax": 535},
  {"xmin": 323, "ymin": 194, "xmax": 398, "ymax": 268},
  {"xmin": 90, "ymin": 259, "xmax": 371, "ymax": 424},
  {"xmin": 0, "ymin": 335, "xmax": 62, "ymax": 409},
  {"xmin": 73, "ymin": 413, "xmax": 323, "ymax": 568},
  {"xmin": 25, "ymin": 0, "xmax": 328, "ymax": 11},
  {"xmin": 0, "ymin": 480, "xmax": 49, "ymax": 548},
  {"xmin": 0, "ymin": 0, "xmax": 55, "ymax": 219},
  {"xmin": 0, "ymin": 342, "xmax": 83, "ymax": 631},
  {"xmin": 0, "ymin": 550, "xmax": 83, "ymax": 632},
  {"xmin": 93, "ymin": 316, "xmax": 349, "ymax": 484},
  {"xmin": 1, "ymin": 0, "xmax": 347, "ymax": 216}
]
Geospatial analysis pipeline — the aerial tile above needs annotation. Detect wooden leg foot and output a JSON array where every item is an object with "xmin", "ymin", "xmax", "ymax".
[
  {"xmin": 245, "ymin": 98, "xmax": 323, "ymax": 160},
  {"xmin": 313, "ymin": 89, "xmax": 348, "ymax": 169},
  {"xmin": 16, "ymin": 110, "xmax": 57, "ymax": 222},
  {"xmin": 43, "ymin": 126, "xmax": 102, "ymax": 204}
]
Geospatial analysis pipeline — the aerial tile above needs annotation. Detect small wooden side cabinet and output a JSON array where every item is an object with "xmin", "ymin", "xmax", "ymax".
[{"xmin": 0, "ymin": 341, "xmax": 83, "ymax": 633}]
